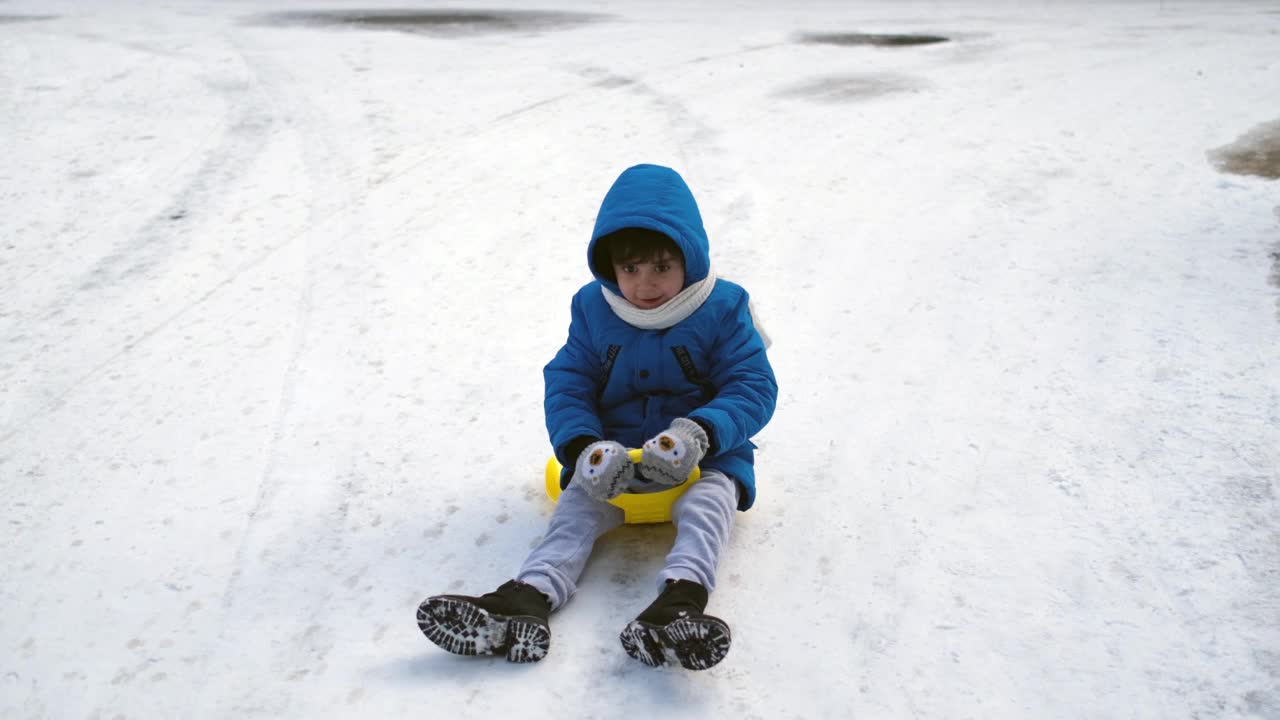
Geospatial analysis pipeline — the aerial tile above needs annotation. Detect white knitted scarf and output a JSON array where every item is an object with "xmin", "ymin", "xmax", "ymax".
[{"xmin": 601, "ymin": 270, "xmax": 718, "ymax": 330}]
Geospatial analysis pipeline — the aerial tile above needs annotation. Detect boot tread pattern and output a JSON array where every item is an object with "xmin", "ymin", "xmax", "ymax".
[
  {"xmin": 417, "ymin": 596, "xmax": 550, "ymax": 663},
  {"xmin": 619, "ymin": 616, "xmax": 730, "ymax": 670}
]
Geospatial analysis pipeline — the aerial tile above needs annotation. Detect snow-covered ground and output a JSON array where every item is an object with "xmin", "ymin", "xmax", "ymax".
[{"xmin": 2, "ymin": 1, "xmax": 1278, "ymax": 717}]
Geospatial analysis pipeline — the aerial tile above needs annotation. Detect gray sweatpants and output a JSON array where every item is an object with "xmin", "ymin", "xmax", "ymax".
[{"xmin": 517, "ymin": 469, "xmax": 738, "ymax": 611}]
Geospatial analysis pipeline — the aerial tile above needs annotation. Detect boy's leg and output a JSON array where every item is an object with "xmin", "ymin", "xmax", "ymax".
[
  {"xmin": 658, "ymin": 469, "xmax": 737, "ymax": 592},
  {"xmin": 620, "ymin": 470, "xmax": 737, "ymax": 670},
  {"xmin": 517, "ymin": 481, "xmax": 626, "ymax": 610},
  {"xmin": 418, "ymin": 483, "xmax": 624, "ymax": 662}
]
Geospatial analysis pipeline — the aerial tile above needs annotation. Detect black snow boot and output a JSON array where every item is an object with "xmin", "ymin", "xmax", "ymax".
[
  {"xmin": 417, "ymin": 579, "xmax": 552, "ymax": 663},
  {"xmin": 619, "ymin": 579, "xmax": 730, "ymax": 670}
]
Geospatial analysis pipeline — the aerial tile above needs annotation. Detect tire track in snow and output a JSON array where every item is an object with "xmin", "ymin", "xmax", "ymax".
[
  {"xmin": 212, "ymin": 38, "xmax": 353, "ymax": 612},
  {"xmin": 0, "ymin": 35, "xmax": 381, "ymax": 446},
  {"xmin": 204, "ymin": 34, "xmax": 380, "ymax": 706},
  {"xmin": 632, "ymin": 62, "xmax": 780, "ymax": 334},
  {"xmin": 383, "ymin": 44, "xmax": 780, "ymax": 273},
  {"xmin": 489, "ymin": 42, "xmax": 782, "ymax": 125},
  {"xmin": 5, "ymin": 42, "xmax": 495, "ymax": 448},
  {"xmin": 0, "ymin": 35, "xmax": 277, "ymax": 441},
  {"xmin": 4, "ymin": 31, "xmax": 265, "ymax": 322},
  {"xmin": 571, "ymin": 61, "xmax": 778, "ymax": 298}
]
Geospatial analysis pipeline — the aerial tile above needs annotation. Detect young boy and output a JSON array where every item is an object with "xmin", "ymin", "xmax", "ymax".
[{"xmin": 417, "ymin": 164, "xmax": 777, "ymax": 670}]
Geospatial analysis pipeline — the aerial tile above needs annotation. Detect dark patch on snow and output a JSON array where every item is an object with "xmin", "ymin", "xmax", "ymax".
[
  {"xmin": 1245, "ymin": 689, "xmax": 1279, "ymax": 718},
  {"xmin": 1208, "ymin": 119, "xmax": 1280, "ymax": 180},
  {"xmin": 0, "ymin": 14, "xmax": 56, "ymax": 24},
  {"xmin": 1270, "ymin": 207, "xmax": 1280, "ymax": 323},
  {"xmin": 251, "ymin": 9, "xmax": 606, "ymax": 36},
  {"xmin": 592, "ymin": 75, "xmax": 635, "ymax": 90},
  {"xmin": 1121, "ymin": 24, "xmax": 1197, "ymax": 34},
  {"xmin": 798, "ymin": 32, "xmax": 949, "ymax": 47},
  {"xmin": 774, "ymin": 73, "xmax": 925, "ymax": 104}
]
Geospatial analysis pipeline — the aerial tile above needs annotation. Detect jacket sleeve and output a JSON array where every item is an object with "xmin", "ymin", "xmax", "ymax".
[
  {"xmin": 544, "ymin": 291, "xmax": 606, "ymax": 464},
  {"xmin": 687, "ymin": 292, "xmax": 778, "ymax": 455}
]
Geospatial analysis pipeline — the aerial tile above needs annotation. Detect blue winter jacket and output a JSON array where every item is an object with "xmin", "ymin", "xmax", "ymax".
[{"xmin": 544, "ymin": 164, "xmax": 778, "ymax": 510}]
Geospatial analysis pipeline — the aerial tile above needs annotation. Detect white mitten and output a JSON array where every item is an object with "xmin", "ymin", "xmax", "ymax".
[
  {"xmin": 573, "ymin": 440, "xmax": 634, "ymax": 501},
  {"xmin": 638, "ymin": 418, "xmax": 709, "ymax": 486}
]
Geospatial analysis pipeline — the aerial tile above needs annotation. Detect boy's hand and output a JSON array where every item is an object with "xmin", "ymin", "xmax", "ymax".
[
  {"xmin": 638, "ymin": 418, "xmax": 709, "ymax": 486},
  {"xmin": 573, "ymin": 440, "xmax": 634, "ymax": 501}
]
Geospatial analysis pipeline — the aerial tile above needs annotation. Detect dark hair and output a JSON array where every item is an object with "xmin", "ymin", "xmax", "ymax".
[{"xmin": 593, "ymin": 228, "xmax": 683, "ymax": 282}]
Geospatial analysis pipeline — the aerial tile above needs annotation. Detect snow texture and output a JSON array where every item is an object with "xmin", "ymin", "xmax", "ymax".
[{"xmin": 1, "ymin": 1, "xmax": 1278, "ymax": 718}]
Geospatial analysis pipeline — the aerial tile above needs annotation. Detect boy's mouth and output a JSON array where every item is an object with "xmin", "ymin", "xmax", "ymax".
[{"xmin": 635, "ymin": 297, "xmax": 666, "ymax": 309}]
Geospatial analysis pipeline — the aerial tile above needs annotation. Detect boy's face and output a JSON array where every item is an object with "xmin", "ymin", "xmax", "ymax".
[{"xmin": 612, "ymin": 251, "xmax": 685, "ymax": 310}]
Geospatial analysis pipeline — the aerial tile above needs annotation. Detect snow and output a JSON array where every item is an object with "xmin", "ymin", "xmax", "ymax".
[{"xmin": 2, "ymin": 0, "xmax": 1278, "ymax": 717}]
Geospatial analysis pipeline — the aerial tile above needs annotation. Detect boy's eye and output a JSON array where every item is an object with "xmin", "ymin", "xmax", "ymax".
[
  {"xmin": 655, "ymin": 264, "xmax": 671, "ymax": 273},
  {"xmin": 621, "ymin": 265, "xmax": 637, "ymax": 274}
]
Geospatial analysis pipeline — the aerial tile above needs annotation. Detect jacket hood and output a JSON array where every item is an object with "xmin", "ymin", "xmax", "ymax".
[{"xmin": 587, "ymin": 164, "xmax": 711, "ymax": 294}]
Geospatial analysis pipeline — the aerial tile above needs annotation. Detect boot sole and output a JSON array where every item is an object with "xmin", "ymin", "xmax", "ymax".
[
  {"xmin": 619, "ymin": 616, "xmax": 731, "ymax": 670},
  {"xmin": 417, "ymin": 596, "xmax": 550, "ymax": 663}
]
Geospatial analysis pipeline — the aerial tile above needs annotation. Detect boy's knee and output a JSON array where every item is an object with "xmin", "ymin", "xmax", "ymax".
[{"xmin": 673, "ymin": 471, "xmax": 737, "ymax": 517}]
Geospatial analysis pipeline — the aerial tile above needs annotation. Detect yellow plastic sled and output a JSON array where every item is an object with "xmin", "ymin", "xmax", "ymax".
[{"xmin": 545, "ymin": 448, "xmax": 701, "ymax": 524}]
